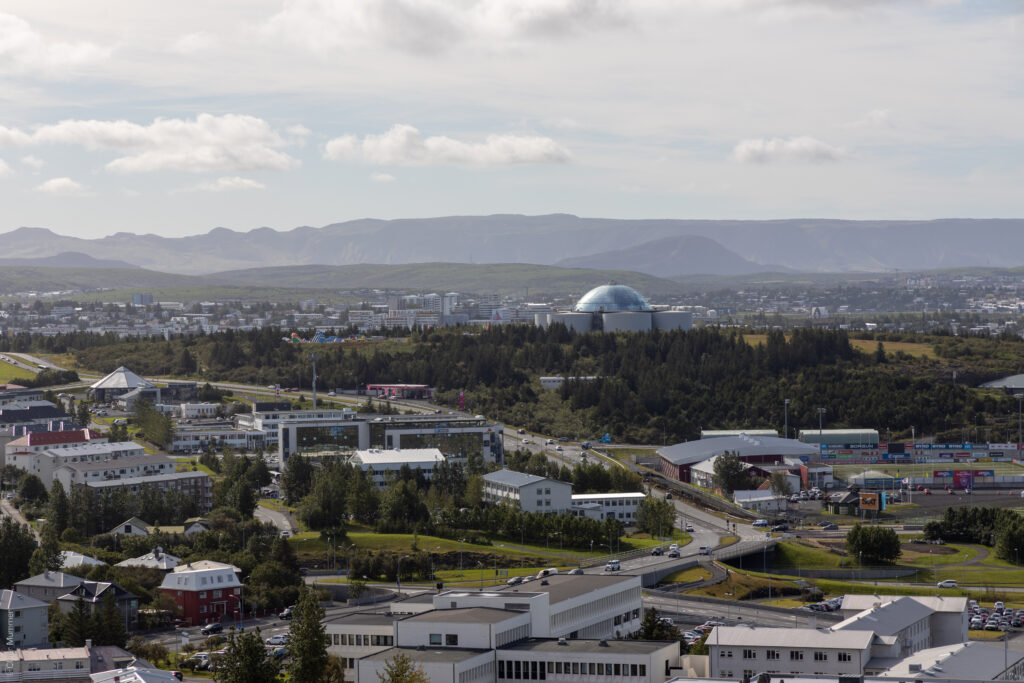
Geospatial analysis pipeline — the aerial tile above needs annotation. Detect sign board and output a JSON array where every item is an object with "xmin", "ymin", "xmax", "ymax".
[
  {"xmin": 933, "ymin": 470, "xmax": 953, "ymax": 478},
  {"xmin": 953, "ymin": 470, "xmax": 974, "ymax": 488},
  {"xmin": 859, "ymin": 492, "xmax": 881, "ymax": 511}
]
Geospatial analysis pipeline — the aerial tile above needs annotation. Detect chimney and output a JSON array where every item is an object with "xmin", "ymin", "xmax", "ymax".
[{"xmin": 85, "ymin": 639, "xmax": 92, "ymax": 648}]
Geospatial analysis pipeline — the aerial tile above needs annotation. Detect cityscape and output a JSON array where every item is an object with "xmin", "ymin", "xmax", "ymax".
[{"xmin": 2, "ymin": 2, "xmax": 1023, "ymax": 683}]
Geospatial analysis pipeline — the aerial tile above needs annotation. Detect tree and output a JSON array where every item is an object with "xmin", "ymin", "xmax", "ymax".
[
  {"xmin": 94, "ymin": 591, "xmax": 128, "ymax": 647},
  {"xmin": 635, "ymin": 498, "xmax": 676, "ymax": 538},
  {"xmin": 377, "ymin": 652, "xmax": 429, "ymax": 683},
  {"xmin": 18, "ymin": 473, "xmax": 48, "ymax": 503},
  {"xmin": 62, "ymin": 597, "xmax": 92, "ymax": 647},
  {"xmin": 214, "ymin": 628, "xmax": 282, "ymax": 683},
  {"xmin": 769, "ymin": 472, "xmax": 793, "ymax": 498},
  {"xmin": 48, "ymin": 481, "xmax": 70, "ymax": 536},
  {"xmin": 845, "ymin": 523, "xmax": 901, "ymax": 564},
  {"xmin": 76, "ymin": 401, "xmax": 92, "ymax": 428},
  {"xmin": 322, "ymin": 655, "xmax": 347, "ymax": 683},
  {"xmin": 712, "ymin": 451, "xmax": 749, "ymax": 495},
  {"xmin": 637, "ymin": 607, "xmax": 681, "ymax": 641},
  {"xmin": 29, "ymin": 523, "xmax": 63, "ymax": 575},
  {"xmin": 0, "ymin": 516, "xmax": 37, "ymax": 587},
  {"xmin": 287, "ymin": 586, "xmax": 328, "ymax": 682}
]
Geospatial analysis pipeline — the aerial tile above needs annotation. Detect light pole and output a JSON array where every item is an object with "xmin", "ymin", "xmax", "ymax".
[
  {"xmin": 459, "ymin": 539, "xmax": 465, "ymax": 580},
  {"xmin": 396, "ymin": 554, "xmax": 409, "ymax": 595},
  {"xmin": 817, "ymin": 407, "xmax": 827, "ymax": 439},
  {"xmin": 1015, "ymin": 394, "xmax": 1023, "ymax": 446},
  {"xmin": 784, "ymin": 398, "xmax": 790, "ymax": 439},
  {"xmin": 343, "ymin": 543, "xmax": 356, "ymax": 579}
]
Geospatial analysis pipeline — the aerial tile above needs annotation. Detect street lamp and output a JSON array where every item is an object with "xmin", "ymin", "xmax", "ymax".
[
  {"xmin": 784, "ymin": 399, "xmax": 790, "ymax": 440},
  {"xmin": 817, "ymin": 407, "xmax": 827, "ymax": 439},
  {"xmin": 342, "ymin": 543, "xmax": 356, "ymax": 579},
  {"xmin": 459, "ymin": 539, "xmax": 466, "ymax": 580},
  {"xmin": 396, "ymin": 555, "xmax": 409, "ymax": 595}
]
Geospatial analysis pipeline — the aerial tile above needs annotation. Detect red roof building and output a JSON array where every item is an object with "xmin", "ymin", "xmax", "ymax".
[{"xmin": 4, "ymin": 429, "xmax": 107, "ymax": 458}]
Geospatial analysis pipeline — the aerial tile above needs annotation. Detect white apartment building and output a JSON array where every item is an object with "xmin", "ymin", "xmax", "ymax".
[
  {"xmin": 438, "ymin": 574, "xmax": 643, "ymax": 640},
  {"xmin": 838, "ymin": 595, "xmax": 968, "ymax": 646},
  {"xmin": 52, "ymin": 454, "xmax": 174, "ymax": 491},
  {"xmin": 325, "ymin": 612, "xmax": 403, "ymax": 678},
  {"xmin": 570, "ymin": 492, "xmax": 646, "ymax": 522},
  {"xmin": 178, "ymin": 403, "xmax": 219, "ymax": 419},
  {"xmin": 497, "ymin": 638, "xmax": 679, "ymax": 683},
  {"xmin": 350, "ymin": 449, "xmax": 446, "ymax": 488},
  {"xmin": 0, "ymin": 590, "xmax": 49, "ymax": 650},
  {"xmin": 7, "ymin": 442, "xmax": 146, "ymax": 488},
  {"xmin": 831, "ymin": 597, "xmax": 934, "ymax": 659},
  {"xmin": 708, "ymin": 626, "xmax": 874, "ymax": 679},
  {"xmin": 482, "ymin": 470, "xmax": 573, "ymax": 513}
]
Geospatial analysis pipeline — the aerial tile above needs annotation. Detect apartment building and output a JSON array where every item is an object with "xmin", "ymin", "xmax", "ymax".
[
  {"xmin": 0, "ymin": 590, "xmax": 49, "ymax": 649},
  {"xmin": 482, "ymin": 470, "xmax": 573, "ymax": 513},
  {"xmin": 569, "ymin": 492, "xmax": 646, "ymax": 522},
  {"xmin": 7, "ymin": 442, "xmax": 146, "ymax": 487},
  {"xmin": 52, "ymin": 454, "xmax": 174, "ymax": 490},
  {"xmin": 350, "ymin": 449, "xmax": 445, "ymax": 488}
]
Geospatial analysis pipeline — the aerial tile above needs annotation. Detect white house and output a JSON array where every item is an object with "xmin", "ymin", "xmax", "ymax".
[
  {"xmin": 349, "ymin": 448, "xmax": 446, "ymax": 488},
  {"xmin": 482, "ymin": 469, "xmax": 573, "ymax": 513},
  {"xmin": 732, "ymin": 490, "xmax": 786, "ymax": 514},
  {"xmin": 570, "ymin": 492, "xmax": 646, "ymax": 522}
]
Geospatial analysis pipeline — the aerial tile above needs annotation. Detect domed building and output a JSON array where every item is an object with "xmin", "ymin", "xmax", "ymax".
[{"xmin": 536, "ymin": 283, "xmax": 692, "ymax": 333}]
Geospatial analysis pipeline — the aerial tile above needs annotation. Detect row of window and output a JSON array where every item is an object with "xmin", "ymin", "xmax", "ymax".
[
  {"xmin": 331, "ymin": 633, "xmax": 393, "ymax": 647},
  {"xmin": 497, "ymin": 660, "xmax": 648, "ymax": 679},
  {"xmin": 429, "ymin": 633, "xmax": 460, "ymax": 646},
  {"xmin": 723, "ymin": 649, "xmax": 851, "ymax": 663}
]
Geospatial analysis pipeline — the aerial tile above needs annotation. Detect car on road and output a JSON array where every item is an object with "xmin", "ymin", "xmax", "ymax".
[
  {"xmin": 555, "ymin": 445, "xmax": 563, "ymax": 451},
  {"xmin": 771, "ymin": 524, "xmax": 789, "ymax": 532},
  {"xmin": 604, "ymin": 560, "xmax": 621, "ymax": 572},
  {"xmin": 169, "ymin": 672, "xmax": 183, "ymax": 681},
  {"xmin": 506, "ymin": 576, "xmax": 524, "ymax": 586},
  {"xmin": 650, "ymin": 547, "xmax": 664, "ymax": 556},
  {"xmin": 568, "ymin": 568, "xmax": 584, "ymax": 575},
  {"xmin": 279, "ymin": 607, "xmax": 294, "ymax": 620},
  {"xmin": 667, "ymin": 549, "xmax": 680, "ymax": 558},
  {"xmin": 659, "ymin": 617, "xmax": 674, "ymax": 626},
  {"xmin": 937, "ymin": 579, "xmax": 958, "ymax": 588},
  {"xmin": 752, "ymin": 519, "xmax": 769, "ymax": 528},
  {"xmin": 684, "ymin": 523, "xmax": 695, "ymax": 532},
  {"xmin": 698, "ymin": 546, "xmax": 712, "ymax": 555},
  {"xmin": 922, "ymin": 488, "xmax": 932, "ymax": 495},
  {"xmin": 517, "ymin": 428, "xmax": 526, "ymax": 434},
  {"xmin": 201, "ymin": 623, "xmax": 223, "ymax": 636},
  {"xmin": 546, "ymin": 439, "xmax": 554, "ymax": 445},
  {"xmin": 819, "ymin": 522, "xmax": 838, "ymax": 530},
  {"xmin": 265, "ymin": 634, "xmax": 288, "ymax": 646}
]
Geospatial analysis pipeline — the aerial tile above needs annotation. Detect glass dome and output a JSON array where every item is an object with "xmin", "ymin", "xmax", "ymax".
[{"xmin": 573, "ymin": 283, "xmax": 652, "ymax": 312}]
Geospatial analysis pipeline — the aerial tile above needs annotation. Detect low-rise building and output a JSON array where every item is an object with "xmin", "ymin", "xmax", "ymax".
[
  {"xmin": 497, "ymin": 638, "xmax": 680, "ymax": 683},
  {"xmin": 0, "ymin": 590, "xmax": 49, "ymax": 649},
  {"xmin": 482, "ymin": 470, "xmax": 573, "ymax": 513},
  {"xmin": 569, "ymin": 492, "xmax": 645, "ymax": 522},
  {"xmin": 325, "ymin": 612, "xmax": 404, "ymax": 678},
  {"xmin": 732, "ymin": 490, "xmax": 786, "ymax": 514},
  {"xmin": 708, "ymin": 625, "xmax": 874, "ymax": 679},
  {"xmin": 159, "ymin": 561, "xmax": 242, "ymax": 626},
  {"xmin": 350, "ymin": 449, "xmax": 445, "ymax": 488},
  {"xmin": 52, "ymin": 454, "xmax": 172, "ymax": 491},
  {"xmin": 657, "ymin": 435, "xmax": 817, "ymax": 484},
  {"xmin": 115, "ymin": 548, "xmax": 181, "ymax": 571},
  {"xmin": 8, "ymin": 442, "xmax": 147, "ymax": 488},
  {"xmin": 57, "ymin": 581, "xmax": 139, "ymax": 631},
  {"xmin": 14, "ymin": 571, "xmax": 86, "ymax": 604},
  {"xmin": 4, "ymin": 429, "xmax": 107, "ymax": 469},
  {"xmin": 84, "ymin": 470, "xmax": 213, "ymax": 513},
  {"xmin": 0, "ymin": 647, "xmax": 90, "ymax": 682},
  {"xmin": 838, "ymin": 595, "xmax": 968, "ymax": 646}
]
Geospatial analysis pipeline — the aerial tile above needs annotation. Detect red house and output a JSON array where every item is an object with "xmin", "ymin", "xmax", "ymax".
[{"xmin": 160, "ymin": 560, "xmax": 242, "ymax": 626}]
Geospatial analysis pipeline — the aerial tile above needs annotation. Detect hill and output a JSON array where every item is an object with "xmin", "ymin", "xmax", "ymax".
[
  {"xmin": 0, "ymin": 252, "xmax": 139, "ymax": 269},
  {"xmin": 554, "ymin": 235, "xmax": 780, "ymax": 277}
]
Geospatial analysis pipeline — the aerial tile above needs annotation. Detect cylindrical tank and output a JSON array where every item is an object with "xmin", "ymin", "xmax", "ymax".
[
  {"xmin": 601, "ymin": 311, "xmax": 652, "ymax": 332},
  {"xmin": 653, "ymin": 310, "xmax": 693, "ymax": 331},
  {"xmin": 534, "ymin": 313, "xmax": 551, "ymax": 328},
  {"xmin": 548, "ymin": 312, "xmax": 593, "ymax": 333}
]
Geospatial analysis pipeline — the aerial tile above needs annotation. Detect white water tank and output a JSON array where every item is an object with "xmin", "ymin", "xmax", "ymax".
[
  {"xmin": 548, "ymin": 312, "xmax": 593, "ymax": 333},
  {"xmin": 653, "ymin": 310, "xmax": 693, "ymax": 331},
  {"xmin": 602, "ymin": 311, "xmax": 652, "ymax": 332}
]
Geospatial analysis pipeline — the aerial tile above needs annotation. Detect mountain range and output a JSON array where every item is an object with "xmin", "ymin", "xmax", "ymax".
[{"xmin": 2, "ymin": 215, "xmax": 1023, "ymax": 277}]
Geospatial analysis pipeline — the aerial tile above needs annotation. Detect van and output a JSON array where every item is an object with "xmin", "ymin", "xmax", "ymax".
[
  {"xmin": 752, "ymin": 519, "xmax": 769, "ymax": 528},
  {"xmin": 604, "ymin": 560, "xmax": 621, "ymax": 572},
  {"xmin": 538, "ymin": 568, "xmax": 559, "ymax": 578}
]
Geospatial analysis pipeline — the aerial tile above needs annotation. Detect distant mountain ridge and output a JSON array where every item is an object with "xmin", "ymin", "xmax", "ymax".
[
  {"xmin": 0, "ymin": 251, "xmax": 139, "ymax": 269},
  {"xmin": 2, "ymin": 216, "xmax": 1023, "ymax": 276}
]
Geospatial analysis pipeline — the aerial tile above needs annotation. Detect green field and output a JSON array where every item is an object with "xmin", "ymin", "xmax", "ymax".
[
  {"xmin": 833, "ymin": 462, "xmax": 1024, "ymax": 479},
  {"xmin": 0, "ymin": 361, "xmax": 36, "ymax": 382}
]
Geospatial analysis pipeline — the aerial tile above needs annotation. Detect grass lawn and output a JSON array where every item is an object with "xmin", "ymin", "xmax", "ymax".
[
  {"xmin": 969, "ymin": 630, "xmax": 1008, "ymax": 641},
  {"xmin": 901, "ymin": 544, "xmax": 978, "ymax": 566},
  {"xmin": 660, "ymin": 567, "xmax": 713, "ymax": 585},
  {"xmin": 688, "ymin": 570, "xmax": 800, "ymax": 600},
  {"xmin": 742, "ymin": 335, "xmax": 936, "ymax": 359},
  {"xmin": 719, "ymin": 535, "xmax": 740, "ymax": 547},
  {"xmin": 175, "ymin": 458, "xmax": 220, "ymax": 478},
  {"xmin": 258, "ymin": 498, "xmax": 298, "ymax": 514},
  {"xmin": 931, "ymin": 567, "xmax": 1024, "ymax": 585},
  {"xmin": 833, "ymin": 462, "xmax": 1024, "ymax": 478},
  {"xmin": 0, "ymin": 361, "xmax": 35, "ymax": 382},
  {"xmin": 762, "ymin": 597, "xmax": 811, "ymax": 608},
  {"xmin": 773, "ymin": 541, "xmax": 845, "ymax": 569}
]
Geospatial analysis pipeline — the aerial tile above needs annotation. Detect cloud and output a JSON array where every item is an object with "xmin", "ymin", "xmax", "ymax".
[
  {"xmin": 260, "ymin": 0, "xmax": 626, "ymax": 54},
  {"xmin": 20, "ymin": 155, "xmax": 43, "ymax": 171},
  {"xmin": 325, "ymin": 124, "xmax": 570, "ymax": 166},
  {"xmin": 35, "ymin": 177, "xmax": 88, "ymax": 195},
  {"xmin": 0, "ymin": 114, "xmax": 300, "ymax": 174},
  {"xmin": 0, "ymin": 158, "xmax": 11, "ymax": 176},
  {"xmin": 732, "ymin": 136, "xmax": 845, "ymax": 163},
  {"xmin": 196, "ymin": 176, "xmax": 267, "ymax": 192},
  {"xmin": 849, "ymin": 108, "xmax": 893, "ymax": 129},
  {"xmin": 0, "ymin": 13, "xmax": 111, "ymax": 77},
  {"xmin": 369, "ymin": 172, "xmax": 396, "ymax": 182},
  {"xmin": 172, "ymin": 31, "xmax": 218, "ymax": 55}
]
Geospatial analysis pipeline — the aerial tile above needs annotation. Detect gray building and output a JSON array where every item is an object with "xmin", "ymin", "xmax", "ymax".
[
  {"xmin": 0, "ymin": 590, "xmax": 49, "ymax": 649},
  {"xmin": 14, "ymin": 571, "xmax": 86, "ymax": 604}
]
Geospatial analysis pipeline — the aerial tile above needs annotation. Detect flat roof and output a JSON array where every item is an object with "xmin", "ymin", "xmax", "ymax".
[
  {"xmin": 353, "ymin": 448, "xmax": 445, "ymax": 465},
  {"xmin": 86, "ymin": 471, "xmax": 209, "ymax": 487},
  {"xmin": 492, "ymin": 574, "xmax": 638, "ymax": 604},
  {"xmin": 873, "ymin": 642, "xmax": 1024, "ymax": 679},
  {"xmin": 501, "ymin": 638, "xmax": 676, "ymax": 654},
  {"xmin": 324, "ymin": 611, "xmax": 408, "ymax": 627},
  {"xmin": 404, "ymin": 607, "xmax": 523, "ymax": 625},
  {"xmin": 483, "ymin": 469, "xmax": 550, "ymax": 488},
  {"xmin": 61, "ymin": 454, "xmax": 170, "ymax": 472},
  {"xmin": 840, "ymin": 594, "xmax": 968, "ymax": 614},
  {"xmin": 571, "ymin": 492, "xmax": 646, "ymax": 501},
  {"xmin": 709, "ymin": 625, "xmax": 874, "ymax": 650},
  {"xmin": 360, "ymin": 647, "xmax": 491, "ymax": 664}
]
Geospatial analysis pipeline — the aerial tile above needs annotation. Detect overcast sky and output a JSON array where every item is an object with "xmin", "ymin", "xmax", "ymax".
[{"xmin": 0, "ymin": 0, "xmax": 1021, "ymax": 239}]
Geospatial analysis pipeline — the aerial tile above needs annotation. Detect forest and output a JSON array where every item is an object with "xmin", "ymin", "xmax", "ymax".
[{"xmin": 5, "ymin": 325, "xmax": 1024, "ymax": 443}]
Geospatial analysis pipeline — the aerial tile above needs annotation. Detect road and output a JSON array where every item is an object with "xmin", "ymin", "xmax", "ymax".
[
  {"xmin": 255, "ymin": 504, "xmax": 296, "ymax": 536},
  {"xmin": 0, "ymin": 353, "xmax": 42, "ymax": 375},
  {"xmin": 0, "ymin": 497, "xmax": 41, "ymax": 542}
]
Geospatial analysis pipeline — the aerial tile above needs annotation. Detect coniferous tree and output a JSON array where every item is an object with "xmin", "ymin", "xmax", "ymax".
[
  {"xmin": 214, "ymin": 628, "xmax": 281, "ymax": 683},
  {"xmin": 63, "ymin": 598, "xmax": 92, "ymax": 647},
  {"xmin": 287, "ymin": 586, "xmax": 328, "ymax": 683}
]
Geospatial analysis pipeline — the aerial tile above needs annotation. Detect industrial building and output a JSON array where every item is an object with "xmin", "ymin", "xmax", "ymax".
[
  {"xmin": 798, "ymin": 428, "xmax": 879, "ymax": 447},
  {"xmin": 657, "ymin": 434, "xmax": 818, "ymax": 484},
  {"xmin": 535, "ymin": 283, "xmax": 692, "ymax": 333}
]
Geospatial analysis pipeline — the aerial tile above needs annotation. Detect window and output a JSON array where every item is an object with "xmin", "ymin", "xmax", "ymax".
[
  {"xmin": 639, "ymin": 665, "xmax": 646, "ymax": 676},
  {"xmin": 429, "ymin": 634, "xmax": 442, "ymax": 645},
  {"xmin": 631, "ymin": 664, "xmax": 638, "ymax": 676},
  {"xmin": 838, "ymin": 652, "xmax": 852, "ymax": 662},
  {"xmin": 572, "ymin": 663, "xmax": 579, "ymax": 674},
  {"xmin": 814, "ymin": 652, "xmax": 828, "ymax": 662},
  {"xmin": 514, "ymin": 661, "xmax": 521, "ymax": 680},
  {"xmin": 213, "ymin": 590, "xmax": 222, "ymax": 598},
  {"xmin": 446, "ymin": 634, "xmax": 459, "ymax": 646},
  {"xmin": 613, "ymin": 664, "xmax": 620, "ymax": 675},
  {"xmin": 199, "ymin": 592, "xmax": 207, "ymax": 599},
  {"xmin": 200, "ymin": 605, "xmax": 207, "ymax": 613},
  {"xmin": 333, "ymin": 634, "xmax": 339, "ymax": 645},
  {"xmin": 743, "ymin": 649, "xmax": 756, "ymax": 659},
  {"xmin": 790, "ymin": 651, "xmax": 804, "ymax": 661},
  {"xmin": 531, "ymin": 662, "xmax": 538, "ymax": 679},
  {"xmin": 766, "ymin": 650, "xmax": 780, "ymax": 660},
  {"xmin": 596, "ymin": 663, "xmax": 603, "ymax": 674},
  {"xmin": 356, "ymin": 635, "xmax": 362, "ymax": 646},
  {"xmin": 499, "ymin": 661, "xmax": 505, "ymax": 679},
  {"xmin": 547, "ymin": 663, "xmax": 554, "ymax": 673}
]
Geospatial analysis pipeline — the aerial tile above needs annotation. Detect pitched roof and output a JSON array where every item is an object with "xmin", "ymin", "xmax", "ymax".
[
  {"xmin": 483, "ymin": 469, "xmax": 551, "ymax": 488},
  {"xmin": 0, "ymin": 589, "xmax": 48, "ymax": 610},
  {"xmin": 658, "ymin": 434, "xmax": 818, "ymax": 466},
  {"xmin": 90, "ymin": 366, "xmax": 154, "ymax": 390},
  {"xmin": 840, "ymin": 594, "xmax": 968, "ymax": 615},
  {"xmin": 6, "ymin": 429, "xmax": 103, "ymax": 448},
  {"xmin": 14, "ymin": 571, "xmax": 86, "ymax": 590},
  {"xmin": 833, "ymin": 596, "xmax": 934, "ymax": 636},
  {"xmin": 709, "ymin": 625, "xmax": 874, "ymax": 649}
]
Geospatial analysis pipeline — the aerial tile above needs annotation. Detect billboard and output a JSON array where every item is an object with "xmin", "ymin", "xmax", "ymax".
[
  {"xmin": 860, "ymin": 492, "xmax": 883, "ymax": 511},
  {"xmin": 933, "ymin": 470, "xmax": 953, "ymax": 478},
  {"xmin": 953, "ymin": 470, "xmax": 974, "ymax": 488}
]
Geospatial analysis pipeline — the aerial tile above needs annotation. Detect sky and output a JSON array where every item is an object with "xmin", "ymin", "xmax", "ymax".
[{"xmin": 0, "ymin": 0, "xmax": 1021, "ymax": 239}]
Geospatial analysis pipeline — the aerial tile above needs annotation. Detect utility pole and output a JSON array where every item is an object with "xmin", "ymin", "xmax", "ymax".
[
  {"xmin": 817, "ymin": 407, "xmax": 827, "ymax": 440},
  {"xmin": 784, "ymin": 398, "xmax": 790, "ymax": 439},
  {"xmin": 1015, "ymin": 394, "xmax": 1023, "ymax": 447}
]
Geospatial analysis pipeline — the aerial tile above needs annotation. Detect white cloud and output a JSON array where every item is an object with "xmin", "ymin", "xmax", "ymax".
[
  {"xmin": 732, "ymin": 136, "xmax": 845, "ymax": 163},
  {"xmin": 260, "ymin": 0, "xmax": 626, "ymax": 54},
  {"xmin": 20, "ymin": 155, "xmax": 43, "ymax": 170},
  {"xmin": 35, "ymin": 177, "xmax": 88, "ymax": 195},
  {"xmin": 0, "ymin": 12, "xmax": 111, "ymax": 77},
  {"xmin": 369, "ymin": 172, "xmax": 396, "ymax": 182},
  {"xmin": 325, "ymin": 124, "xmax": 570, "ymax": 166},
  {"xmin": 848, "ymin": 108, "xmax": 893, "ymax": 129},
  {"xmin": 0, "ymin": 158, "xmax": 11, "ymax": 176},
  {"xmin": 172, "ymin": 31, "xmax": 217, "ymax": 55},
  {"xmin": 194, "ymin": 176, "xmax": 267, "ymax": 192},
  {"xmin": 0, "ymin": 114, "xmax": 299, "ymax": 173}
]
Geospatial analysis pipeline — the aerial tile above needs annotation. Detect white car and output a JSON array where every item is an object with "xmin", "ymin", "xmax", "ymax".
[
  {"xmin": 937, "ymin": 579, "xmax": 958, "ymax": 588},
  {"xmin": 265, "ymin": 634, "xmax": 288, "ymax": 646},
  {"xmin": 684, "ymin": 524, "xmax": 695, "ymax": 532}
]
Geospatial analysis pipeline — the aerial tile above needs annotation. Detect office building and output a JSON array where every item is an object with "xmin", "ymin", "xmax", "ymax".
[{"xmin": 482, "ymin": 470, "xmax": 573, "ymax": 513}]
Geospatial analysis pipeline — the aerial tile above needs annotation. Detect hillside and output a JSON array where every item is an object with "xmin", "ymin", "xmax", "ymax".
[{"xmin": 555, "ymin": 235, "xmax": 780, "ymax": 277}]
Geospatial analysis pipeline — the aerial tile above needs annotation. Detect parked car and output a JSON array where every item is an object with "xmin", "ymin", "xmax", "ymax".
[
  {"xmin": 265, "ymin": 634, "xmax": 288, "ymax": 646},
  {"xmin": 200, "ymin": 623, "xmax": 223, "ymax": 636}
]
